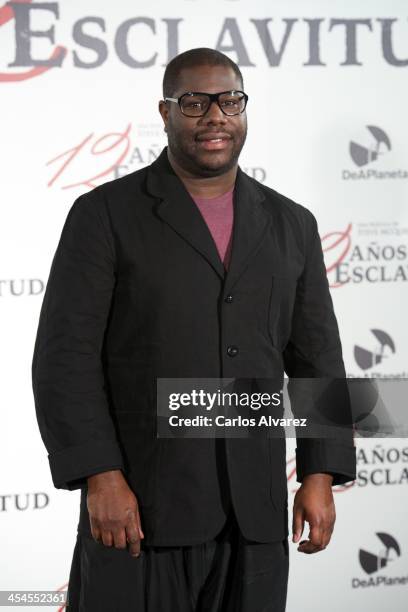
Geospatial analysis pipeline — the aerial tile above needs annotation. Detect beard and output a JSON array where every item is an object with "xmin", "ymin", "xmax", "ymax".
[{"xmin": 166, "ymin": 122, "xmax": 247, "ymax": 178}]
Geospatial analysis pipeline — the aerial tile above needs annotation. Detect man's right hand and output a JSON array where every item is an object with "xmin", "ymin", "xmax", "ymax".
[{"xmin": 87, "ymin": 469, "xmax": 144, "ymax": 557}]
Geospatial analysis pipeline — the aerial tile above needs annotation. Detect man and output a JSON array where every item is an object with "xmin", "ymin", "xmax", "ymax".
[{"xmin": 32, "ymin": 48, "xmax": 356, "ymax": 611}]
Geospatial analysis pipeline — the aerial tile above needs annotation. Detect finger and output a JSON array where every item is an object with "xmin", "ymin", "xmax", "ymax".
[
  {"xmin": 112, "ymin": 527, "xmax": 127, "ymax": 550},
  {"xmin": 297, "ymin": 539, "xmax": 320, "ymax": 554},
  {"xmin": 101, "ymin": 530, "xmax": 113, "ymax": 547},
  {"xmin": 127, "ymin": 536, "xmax": 141, "ymax": 558},
  {"xmin": 136, "ymin": 515, "xmax": 144, "ymax": 540},
  {"xmin": 90, "ymin": 523, "xmax": 102, "ymax": 543},
  {"xmin": 298, "ymin": 523, "xmax": 327, "ymax": 554},
  {"xmin": 292, "ymin": 506, "xmax": 304, "ymax": 543},
  {"xmin": 127, "ymin": 507, "xmax": 145, "ymax": 540},
  {"xmin": 321, "ymin": 524, "xmax": 334, "ymax": 549},
  {"xmin": 308, "ymin": 523, "xmax": 324, "ymax": 548},
  {"xmin": 126, "ymin": 515, "xmax": 142, "ymax": 557},
  {"xmin": 317, "ymin": 517, "xmax": 335, "ymax": 550}
]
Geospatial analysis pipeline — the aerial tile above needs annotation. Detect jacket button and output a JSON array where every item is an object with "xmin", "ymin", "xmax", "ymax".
[
  {"xmin": 227, "ymin": 345, "xmax": 239, "ymax": 357},
  {"xmin": 224, "ymin": 294, "xmax": 233, "ymax": 303}
]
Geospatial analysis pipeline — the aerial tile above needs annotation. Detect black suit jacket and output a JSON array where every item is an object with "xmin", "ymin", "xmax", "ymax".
[{"xmin": 32, "ymin": 146, "xmax": 356, "ymax": 546}]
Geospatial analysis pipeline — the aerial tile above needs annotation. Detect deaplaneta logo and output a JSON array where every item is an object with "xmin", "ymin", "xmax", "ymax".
[
  {"xmin": 354, "ymin": 329, "xmax": 396, "ymax": 371},
  {"xmin": 352, "ymin": 532, "xmax": 407, "ymax": 588},
  {"xmin": 349, "ymin": 126, "xmax": 391, "ymax": 167},
  {"xmin": 342, "ymin": 125, "xmax": 408, "ymax": 181},
  {"xmin": 359, "ymin": 532, "xmax": 400, "ymax": 575}
]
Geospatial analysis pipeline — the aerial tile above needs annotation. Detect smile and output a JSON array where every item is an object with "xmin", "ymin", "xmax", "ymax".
[{"xmin": 196, "ymin": 136, "xmax": 231, "ymax": 150}]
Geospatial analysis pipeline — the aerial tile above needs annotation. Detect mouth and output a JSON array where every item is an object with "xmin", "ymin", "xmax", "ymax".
[{"xmin": 196, "ymin": 133, "xmax": 232, "ymax": 151}]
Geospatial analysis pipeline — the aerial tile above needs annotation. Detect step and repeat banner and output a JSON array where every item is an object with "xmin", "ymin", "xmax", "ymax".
[{"xmin": 1, "ymin": 1, "xmax": 407, "ymax": 610}]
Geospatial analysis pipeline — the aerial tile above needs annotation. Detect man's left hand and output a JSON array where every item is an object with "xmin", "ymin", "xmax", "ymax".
[{"xmin": 292, "ymin": 473, "xmax": 335, "ymax": 554}]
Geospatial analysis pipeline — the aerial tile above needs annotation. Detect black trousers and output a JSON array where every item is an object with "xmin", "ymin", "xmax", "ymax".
[
  {"xmin": 66, "ymin": 510, "xmax": 288, "ymax": 612},
  {"xmin": 66, "ymin": 442, "xmax": 289, "ymax": 611}
]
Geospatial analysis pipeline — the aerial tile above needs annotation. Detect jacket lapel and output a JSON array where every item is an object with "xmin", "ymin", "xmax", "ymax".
[
  {"xmin": 146, "ymin": 147, "xmax": 271, "ymax": 290},
  {"xmin": 146, "ymin": 148, "xmax": 226, "ymax": 279},
  {"xmin": 224, "ymin": 166, "xmax": 270, "ymax": 294}
]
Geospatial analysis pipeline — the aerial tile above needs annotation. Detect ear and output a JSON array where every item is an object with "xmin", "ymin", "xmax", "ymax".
[{"xmin": 158, "ymin": 100, "xmax": 169, "ymax": 132}]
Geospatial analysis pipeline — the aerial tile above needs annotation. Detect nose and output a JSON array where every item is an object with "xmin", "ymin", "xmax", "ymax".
[{"xmin": 201, "ymin": 100, "xmax": 227, "ymax": 125}]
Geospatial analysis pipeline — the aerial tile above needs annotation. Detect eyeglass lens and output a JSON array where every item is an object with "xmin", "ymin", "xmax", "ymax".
[{"xmin": 180, "ymin": 92, "xmax": 246, "ymax": 116}]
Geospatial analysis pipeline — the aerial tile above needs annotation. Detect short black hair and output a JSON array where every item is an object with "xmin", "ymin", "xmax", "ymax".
[{"xmin": 162, "ymin": 47, "xmax": 244, "ymax": 98}]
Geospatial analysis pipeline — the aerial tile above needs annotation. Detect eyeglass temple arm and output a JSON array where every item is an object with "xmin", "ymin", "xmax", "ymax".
[{"xmin": 164, "ymin": 97, "xmax": 178, "ymax": 103}]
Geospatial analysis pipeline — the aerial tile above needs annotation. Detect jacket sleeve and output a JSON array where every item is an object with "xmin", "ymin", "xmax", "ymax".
[
  {"xmin": 31, "ymin": 189, "xmax": 125, "ymax": 490},
  {"xmin": 283, "ymin": 208, "xmax": 356, "ymax": 486}
]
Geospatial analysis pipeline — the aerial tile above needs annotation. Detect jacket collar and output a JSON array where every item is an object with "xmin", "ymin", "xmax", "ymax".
[{"xmin": 146, "ymin": 147, "xmax": 270, "ymax": 293}]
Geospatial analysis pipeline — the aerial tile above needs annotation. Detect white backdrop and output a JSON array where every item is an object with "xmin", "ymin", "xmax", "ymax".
[{"xmin": 1, "ymin": 1, "xmax": 407, "ymax": 610}]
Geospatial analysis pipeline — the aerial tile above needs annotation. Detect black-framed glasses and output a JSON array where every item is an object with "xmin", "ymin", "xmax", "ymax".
[{"xmin": 164, "ymin": 90, "xmax": 249, "ymax": 117}]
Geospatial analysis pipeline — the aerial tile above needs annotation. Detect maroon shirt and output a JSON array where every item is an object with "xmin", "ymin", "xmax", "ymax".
[{"xmin": 190, "ymin": 187, "xmax": 234, "ymax": 270}]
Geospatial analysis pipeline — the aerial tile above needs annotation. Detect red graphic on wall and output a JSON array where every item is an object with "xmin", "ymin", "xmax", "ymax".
[
  {"xmin": 47, "ymin": 124, "xmax": 132, "ymax": 189},
  {"xmin": 56, "ymin": 582, "xmax": 67, "ymax": 611},
  {"xmin": 321, "ymin": 223, "xmax": 353, "ymax": 288},
  {"xmin": 0, "ymin": 0, "xmax": 66, "ymax": 82}
]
